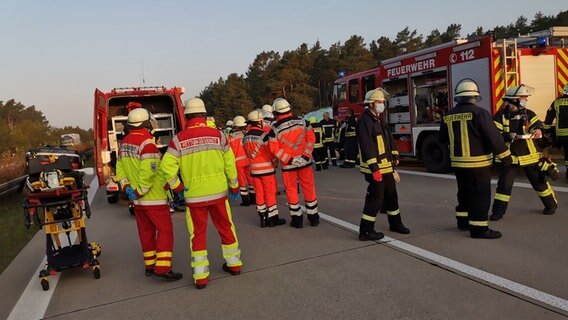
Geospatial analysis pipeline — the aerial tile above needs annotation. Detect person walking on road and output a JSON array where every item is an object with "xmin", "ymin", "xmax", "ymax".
[
  {"xmin": 268, "ymin": 98, "xmax": 320, "ymax": 228},
  {"xmin": 544, "ymin": 83, "xmax": 568, "ymax": 182},
  {"xmin": 115, "ymin": 107, "xmax": 183, "ymax": 281},
  {"xmin": 491, "ymin": 85, "xmax": 558, "ymax": 220},
  {"xmin": 160, "ymin": 98, "xmax": 242, "ymax": 289},
  {"xmin": 439, "ymin": 79, "xmax": 512, "ymax": 239},
  {"xmin": 243, "ymin": 109, "xmax": 287, "ymax": 228},
  {"xmin": 357, "ymin": 88, "xmax": 410, "ymax": 241}
]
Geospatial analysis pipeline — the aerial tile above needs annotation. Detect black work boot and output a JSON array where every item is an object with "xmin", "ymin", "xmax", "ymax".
[
  {"xmin": 456, "ymin": 217, "xmax": 469, "ymax": 231},
  {"xmin": 490, "ymin": 201, "xmax": 507, "ymax": 221},
  {"xmin": 470, "ymin": 228, "xmax": 502, "ymax": 239},
  {"xmin": 240, "ymin": 194, "xmax": 250, "ymax": 207},
  {"xmin": 359, "ymin": 218, "xmax": 384, "ymax": 241},
  {"xmin": 332, "ymin": 160, "xmax": 337, "ymax": 166},
  {"xmin": 259, "ymin": 213, "xmax": 268, "ymax": 228},
  {"xmin": 268, "ymin": 215, "xmax": 286, "ymax": 227},
  {"xmin": 316, "ymin": 164, "xmax": 322, "ymax": 171},
  {"xmin": 290, "ymin": 215, "xmax": 303, "ymax": 228},
  {"xmin": 153, "ymin": 270, "xmax": 183, "ymax": 281},
  {"xmin": 388, "ymin": 214, "xmax": 410, "ymax": 234},
  {"xmin": 249, "ymin": 193, "xmax": 256, "ymax": 205},
  {"xmin": 307, "ymin": 213, "xmax": 320, "ymax": 226},
  {"xmin": 222, "ymin": 263, "xmax": 241, "ymax": 275},
  {"xmin": 323, "ymin": 162, "xmax": 329, "ymax": 170},
  {"xmin": 541, "ymin": 196, "xmax": 558, "ymax": 215}
]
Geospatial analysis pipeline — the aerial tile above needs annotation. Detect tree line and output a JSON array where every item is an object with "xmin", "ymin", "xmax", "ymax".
[
  {"xmin": 0, "ymin": 99, "xmax": 93, "ymax": 155},
  {"xmin": 200, "ymin": 10, "xmax": 568, "ymax": 124}
]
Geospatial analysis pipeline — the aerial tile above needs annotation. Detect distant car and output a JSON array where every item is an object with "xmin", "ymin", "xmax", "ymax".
[{"xmin": 25, "ymin": 145, "xmax": 82, "ymax": 171}]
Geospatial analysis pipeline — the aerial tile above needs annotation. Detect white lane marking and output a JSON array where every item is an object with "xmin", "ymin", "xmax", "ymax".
[
  {"xmin": 316, "ymin": 210, "xmax": 568, "ymax": 313},
  {"xmin": 8, "ymin": 175, "xmax": 99, "ymax": 320},
  {"xmin": 397, "ymin": 169, "xmax": 568, "ymax": 193}
]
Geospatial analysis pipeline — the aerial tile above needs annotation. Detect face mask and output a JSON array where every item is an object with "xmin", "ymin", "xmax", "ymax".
[
  {"xmin": 374, "ymin": 103, "xmax": 385, "ymax": 114},
  {"xmin": 519, "ymin": 100, "xmax": 527, "ymax": 108}
]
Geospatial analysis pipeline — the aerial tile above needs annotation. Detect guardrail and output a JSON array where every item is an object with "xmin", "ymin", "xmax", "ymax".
[{"xmin": 0, "ymin": 175, "xmax": 27, "ymax": 197}]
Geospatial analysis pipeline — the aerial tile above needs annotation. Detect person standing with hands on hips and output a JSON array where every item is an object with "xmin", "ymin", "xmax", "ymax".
[{"xmin": 160, "ymin": 98, "xmax": 242, "ymax": 289}]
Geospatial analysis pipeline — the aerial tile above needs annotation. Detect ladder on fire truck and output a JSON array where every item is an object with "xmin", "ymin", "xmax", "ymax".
[{"xmin": 497, "ymin": 38, "xmax": 519, "ymax": 93}]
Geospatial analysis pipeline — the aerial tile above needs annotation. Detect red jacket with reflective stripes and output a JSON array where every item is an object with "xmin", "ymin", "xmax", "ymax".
[
  {"xmin": 267, "ymin": 113, "xmax": 315, "ymax": 171},
  {"xmin": 229, "ymin": 130, "xmax": 249, "ymax": 168},
  {"xmin": 243, "ymin": 126, "xmax": 276, "ymax": 176}
]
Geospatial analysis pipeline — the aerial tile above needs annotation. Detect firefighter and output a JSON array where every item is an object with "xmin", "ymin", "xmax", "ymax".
[
  {"xmin": 229, "ymin": 115, "xmax": 256, "ymax": 206},
  {"xmin": 491, "ymin": 85, "xmax": 558, "ymax": 220},
  {"xmin": 309, "ymin": 116, "xmax": 326, "ymax": 171},
  {"xmin": 544, "ymin": 83, "xmax": 568, "ymax": 181},
  {"xmin": 115, "ymin": 108, "xmax": 183, "ymax": 281},
  {"xmin": 223, "ymin": 120, "xmax": 233, "ymax": 136},
  {"xmin": 268, "ymin": 98, "xmax": 320, "ymax": 228},
  {"xmin": 160, "ymin": 98, "xmax": 242, "ymax": 289},
  {"xmin": 340, "ymin": 108, "xmax": 358, "ymax": 168},
  {"xmin": 439, "ymin": 79, "xmax": 512, "ymax": 239},
  {"xmin": 357, "ymin": 89, "xmax": 410, "ymax": 241},
  {"xmin": 262, "ymin": 104, "xmax": 275, "ymax": 133},
  {"xmin": 319, "ymin": 112, "xmax": 337, "ymax": 167},
  {"xmin": 243, "ymin": 109, "xmax": 286, "ymax": 228}
]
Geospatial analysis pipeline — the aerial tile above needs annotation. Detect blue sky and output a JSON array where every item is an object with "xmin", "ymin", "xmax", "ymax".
[{"xmin": 0, "ymin": 0, "xmax": 566, "ymax": 129}]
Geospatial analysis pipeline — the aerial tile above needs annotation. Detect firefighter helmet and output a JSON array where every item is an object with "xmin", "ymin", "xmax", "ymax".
[
  {"xmin": 127, "ymin": 101, "xmax": 142, "ymax": 111},
  {"xmin": 184, "ymin": 98, "xmax": 207, "ymax": 114},
  {"xmin": 504, "ymin": 84, "xmax": 534, "ymax": 99},
  {"xmin": 273, "ymin": 98, "xmax": 291, "ymax": 113},
  {"xmin": 263, "ymin": 110, "xmax": 274, "ymax": 120},
  {"xmin": 454, "ymin": 79, "xmax": 480, "ymax": 97},
  {"xmin": 364, "ymin": 88, "xmax": 390, "ymax": 103},
  {"xmin": 127, "ymin": 108, "xmax": 150, "ymax": 127},
  {"xmin": 261, "ymin": 104, "xmax": 273, "ymax": 113},
  {"xmin": 309, "ymin": 116, "xmax": 317, "ymax": 124},
  {"xmin": 247, "ymin": 110, "xmax": 264, "ymax": 122},
  {"xmin": 225, "ymin": 120, "xmax": 234, "ymax": 127},
  {"xmin": 233, "ymin": 115, "xmax": 247, "ymax": 127}
]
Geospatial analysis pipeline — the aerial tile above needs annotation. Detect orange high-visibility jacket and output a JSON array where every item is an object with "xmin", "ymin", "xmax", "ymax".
[
  {"xmin": 228, "ymin": 130, "xmax": 249, "ymax": 168},
  {"xmin": 243, "ymin": 126, "xmax": 276, "ymax": 176},
  {"xmin": 267, "ymin": 113, "xmax": 315, "ymax": 171}
]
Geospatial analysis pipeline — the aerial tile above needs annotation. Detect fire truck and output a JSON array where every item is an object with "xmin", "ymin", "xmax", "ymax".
[
  {"xmin": 93, "ymin": 86, "xmax": 186, "ymax": 203},
  {"xmin": 333, "ymin": 26, "xmax": 568, "ymax": 173}
]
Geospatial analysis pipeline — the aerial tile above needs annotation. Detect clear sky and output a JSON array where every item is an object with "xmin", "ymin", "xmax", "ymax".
[{"xmin": 0, "ymin": 0, "xmax": 566, "ymax": 129}]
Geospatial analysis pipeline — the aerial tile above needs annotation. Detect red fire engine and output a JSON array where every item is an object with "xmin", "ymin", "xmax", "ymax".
[
  {"xmin": 333, "ymin": 27, "xmax": 568, "ymax": 172},
  {"xmin": 93, "ymin": 86, "xmax": 186, "ymax": 203}
]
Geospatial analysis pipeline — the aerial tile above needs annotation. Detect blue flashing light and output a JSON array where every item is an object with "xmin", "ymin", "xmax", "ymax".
[
  {"xmin": 338, "ymin": 71, "xmax": 345, "ymax": 78},
  {"xmin": 537, "ymin": 36, "xmax": 547, "ymax": 47}
]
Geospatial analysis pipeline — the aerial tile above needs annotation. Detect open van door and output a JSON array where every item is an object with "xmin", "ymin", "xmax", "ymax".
[{"xmin": 94, "ymin": 89, "xmax": 107, "ymax": 187}]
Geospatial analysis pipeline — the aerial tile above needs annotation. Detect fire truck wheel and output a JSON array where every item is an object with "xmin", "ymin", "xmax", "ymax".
[
  {"xmin": 107, "ymin": 191, "xmax": 119, "ymax": 204},
  {"xmin": 421, "ymin": 134, "xmax": 450, "ymax": 173}
]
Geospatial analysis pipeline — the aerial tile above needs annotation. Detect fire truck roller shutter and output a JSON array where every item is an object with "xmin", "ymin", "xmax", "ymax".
[
  {"xmin": 421, "ymin": 132, "xmax": 450, "ymax": 173},
  {"xmin": 450, "ymin": 58, "xmax": 491, "ymax": 113},
  {"xmin": 518, "ymin": 54, "xmax": 556, "ymax": 120}
]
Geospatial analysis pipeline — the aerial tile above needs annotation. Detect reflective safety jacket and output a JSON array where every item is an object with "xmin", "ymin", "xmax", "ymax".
[
  {"xmin": 228, "ymin": 130, "xmax": 249, "ymax": 168},
  {"xmin": 319, "ymin": 118, "xmax": 337, "ymax": 143},
  {"xmin": 115, "ymin": 128, "xmax": 168, "ymax": 206},
  {"xmin": 544, "ymin": 94, "xmax": 568, "ymax": 137},
  {"xmin": 268, "ymin": 113, "xmax": 315, "ymax": 171},
  {"xmin": 262, "ymin": 119, "xmax": 273, "ymax": 134},
  {"xmin": 242, "ymin": 126, "xmax": 276, "ymax": 176},
  {"xmin": 357, "ymin": 108, "xmax": 399, "ymax": 175},
  {"xmin": 312, "ymin": 123, "xmax": 324, "ymax": 148},
  {"xmin": 160, "ymin": 118, "xmax": 238, "ymax": 206},
  {"xmin": 493, "ymin": 106, "xmax": 542, "ymax": 166},
  {"xmin": 345, "ymin": 115, "xmax": 357, "ymax": 138},
  {"xmin": 439, "ymin": 103, "xmax": 511, "ymax": 168}
]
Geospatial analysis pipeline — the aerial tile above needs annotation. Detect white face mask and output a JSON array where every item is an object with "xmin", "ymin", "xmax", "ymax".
[
  {"xmin": 374, "ymin": 102, "xmax": 385, "ymax": 114},
  {"xmin": 519, "ymin": 100, "xmax": 527, "ymax": 108}
]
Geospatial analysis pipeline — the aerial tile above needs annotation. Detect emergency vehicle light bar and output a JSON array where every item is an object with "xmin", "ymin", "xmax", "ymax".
[{"xmin": 112, "ymin": 86, "xmax": 168, "ymax": 93}]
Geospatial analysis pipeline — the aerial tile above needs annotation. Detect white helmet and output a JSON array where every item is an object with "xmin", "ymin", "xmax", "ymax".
[
  {"xmin": 225, "ymin": 120, "xmax": 234, "ymax": 127},
  {"xmin": 273, "ymin": 98, "xmax": 291, "ymax": 113},
  {"xmin": 504, "ymin": 84, "xmax": 534, "ymax": 99},
  {"xmin": 232, "ymin": 115, "xmax": 247, "ymax": 127},
  {"xmin": 127, "ymin": 108, "xmax": 150, "ymax": 127},
  {"xmin": 261, "ymin": 104, "xmax": 273, "ymax": 113},
  {"xmin": 364, "ymin": 88, "xmax": 390, "ymax": 103},
  {"xmin": 454, "ymin": 79, "xmax": 480, "ymax": 97},
  {"xmin": 563, "ymin": 83, "xmax": 568, "ymax": 95},
  {"xmin": 184, "ymin": 98, "xmax": 207, "ymax": 115},
  {"xmin": 247, "ymin": 109, "xmax": 264, "ymax": 122},
  {"xmin": 262, "ymin": 110, "xmax": 274, "ymax": 120}
]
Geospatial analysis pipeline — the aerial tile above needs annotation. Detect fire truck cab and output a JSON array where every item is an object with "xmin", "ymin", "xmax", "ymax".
[
  {"xmin": 93, "ymin": 86, "xmax": 186, "ymax": 203},
  {"xmin": 333, "ymin": 27, "xmax": 568, "ymax": 173}
]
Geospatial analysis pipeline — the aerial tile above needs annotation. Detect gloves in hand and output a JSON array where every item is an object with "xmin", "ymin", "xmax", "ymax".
[
  {"xmin": 372, "ymin": 170, "xmax": 382, "ymax": 182},
  {"xmin": 125, "ymin": 186, "xmax": 139, "ymax": 200},
  {"xmin": 229, "ymin": 188, "xmax": 240, "ymax": 201},
  {"xmin": 291, "ymin": 156, "xmax": 308, "ymax": 167}
]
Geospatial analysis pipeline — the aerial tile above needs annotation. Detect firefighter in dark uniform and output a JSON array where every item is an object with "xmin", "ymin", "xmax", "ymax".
[
  {"xmin": 358, "ymin": 88, "xmax": 410, "ymax": 241},
  {"xmin": 544, "ymin": 83, "xmax": 568, "ymax": 181},
  {"xmin": 491, "ymin": 85, "xmax": 558, "ymax": 220},
  {"xmin": 340, "ymin": 109, "xmax": 358, "ymax": 168},
  {"xmin": 439, "ymin": 79, "xmax": 512, "ymax": 239},
  {"xmin": 310, "ymin": 117, "xmax": 326, "ymax": 171},
  {"xmin": 319, "ymin": 112, "xmax": 337, "ymax": 167}
]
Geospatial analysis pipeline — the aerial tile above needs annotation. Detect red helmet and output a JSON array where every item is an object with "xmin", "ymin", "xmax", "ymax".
[{"xmin": 127, "ymin": 101, "xmax": 142, "ymax": 112}]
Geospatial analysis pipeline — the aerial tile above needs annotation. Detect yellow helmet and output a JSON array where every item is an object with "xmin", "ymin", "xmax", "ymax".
[
  {"xmin": 454, "ymin": 79, "xmax": 480, "ymax": 97},
  {"xmin": 127, "ymin": 108, "xmax": 150, "ymax": 127},
  {"xmin": 364, "ymin": 88, "xmax": 390, "ymax": 103},
  {"xmin": 184, "ymin": 98, "xmax": 207, "ymax": 114},
  {"xmin": 309, "ymin": 116, "xmax": 317, "ymax": 124},
  {"xmin": 232, "ymin": 115, "xmax": 247, "ymax": 127}
]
